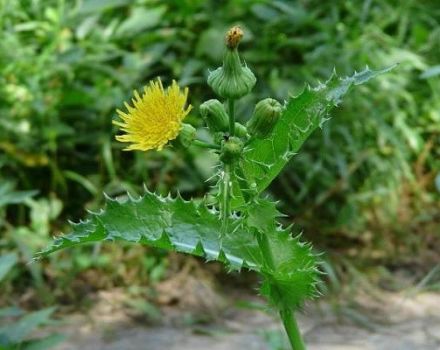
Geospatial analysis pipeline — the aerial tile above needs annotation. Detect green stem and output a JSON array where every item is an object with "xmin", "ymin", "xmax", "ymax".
[
  {"xmin": 221, "ymin": 164, "xmax": 232, "ymax": 233},
  {"xmin": 193, "ymin": 140, "xmax": 221, "ymax": 150},
  {"xmin": 280, "ymin": 308, "xmax": 306, "ymax": 350},
  {"xmin": 228, "ymin": 99, "xmax": 235, "ymax": 136}
]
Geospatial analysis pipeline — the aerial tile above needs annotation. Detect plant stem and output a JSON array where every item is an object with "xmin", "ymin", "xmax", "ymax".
[
  {"xmin": 220, "ymin": 98, "xmax": 236, "ymax": 230},
  {"xmin": 280, "ymin": 308, "xmax": 306, "ymax": 350},
  {"xmin": 221, "ymin": 164, "xmax": 231, "ymax": 234},
  {"xmin": 193, "ymin": 139, "xmax": 221, "ymax": 150},
  {"xmin": 228, "ymin": 99, "xmax": 235, "ymax": 136}
]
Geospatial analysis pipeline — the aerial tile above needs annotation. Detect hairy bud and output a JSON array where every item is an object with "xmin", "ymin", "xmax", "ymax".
[
  {"xmin": 199, "ymin": 99, "xmax": 229, "ymax": 132},
  {"xmin": 220, "ymin": 136, "xmax": 243, "ymax": 164},
  {"xmin": 178, "ymin": 123, "xmax": 196, "ymax": 148},
  {"xmin": 247, "ymin": 98, "xmax": 282, "ymax": 139},
  {"xmin": 234, "ymin": 122, "xmax": 248, "ymax": 138},
  {"xmin": 207, "ymin": 27, "xmax": 256, "ymax": 99}
]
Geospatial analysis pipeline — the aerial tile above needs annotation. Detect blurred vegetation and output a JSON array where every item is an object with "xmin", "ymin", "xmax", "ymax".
[{"xmin": 0, "ymin": 0, "xmax": 439, "ymax": 312}]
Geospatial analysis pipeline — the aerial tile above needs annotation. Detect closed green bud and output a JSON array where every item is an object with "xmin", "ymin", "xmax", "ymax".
[
  {"xmin": 178, "ymin": 123, "xmax": 196, "ymax": 148},
  {"xmin": 234, "ymin": 122, "xmax": 248, "ymax": 138},
  {"xmin": 207, "ymin": 26, "xmax": 256, "ymax": 99},
  {"xmin": 200, "ymin": 99, "xmax": 229, "ymax": 133},
  {"xmin": 247, "ymin": 98, "xmax": 282, "ymax": 139},
  {"xmin": 220, "ymin": 136, "xmax": 243, "ymax": 164}
]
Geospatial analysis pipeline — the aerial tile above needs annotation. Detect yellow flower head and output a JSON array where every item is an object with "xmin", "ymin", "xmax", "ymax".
[{"xmin": 113, "ymin": 79, "xmax": 192, "ymax": 151}]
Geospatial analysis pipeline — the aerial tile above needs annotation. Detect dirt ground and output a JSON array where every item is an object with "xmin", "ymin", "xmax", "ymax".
[{"xmin": 50, "ymin": 288, "xmax": 440, "ymax": 350}]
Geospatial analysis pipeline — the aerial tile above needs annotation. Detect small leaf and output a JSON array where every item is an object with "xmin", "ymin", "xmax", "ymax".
[
  {"xmin": 0, "ymin": 308, "xmax": 56, "ymax": 344},
  {"xmin": 420, "ymin": 65, "xmax": 440, "ymax": 79},
  {"xmin": 0, "ymin": 182, "xmax": 38, "ymax": 207},
  {"xmin": 77, "ymin": 0, "xmax": 131, "ymax": 15},
  {"xmin": 0, "ymin": 253, "xmax": 18, "ymax": 282},
  {"xmin": 23, "ymin": 334, "xmax": 65, "ymax": 350},
  {"xmin": 0, "ymin": 307, "xmax": 23, "ymax": 318},
  {"xmin": 116, "ymin": 6, "xmax": 166, "ymax": 38}
]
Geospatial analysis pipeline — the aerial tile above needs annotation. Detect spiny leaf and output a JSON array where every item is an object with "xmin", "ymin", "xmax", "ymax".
[
  {"xmin": 260, "ymin": 227, "xmax": 320, "ymax": 308},
  {"xmin": 36, "ymin": 191, "xmax": 263, "ymax": 271},
  {"xmin": 236, "ymin": 66, "xmax": 396, "ymax": 203},
  {"xmin": 246, "ymin": 199, "xmax": 320, "ymax": 307},
  {"xmin": 36, "ymin": 191, "xmax": 319, "ymax": 307}
]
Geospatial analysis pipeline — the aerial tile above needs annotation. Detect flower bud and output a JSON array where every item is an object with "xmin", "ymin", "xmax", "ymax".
[
  {"xmin": 220, "ymin": 136, "xmax": 243, "ymax": 164},
  {"xmin": 234, "ymin": 122, "xmax": 248, "ymax": 138},
  {"xmin": 207, "ymin": 27, "xmax": 256, "ymax": 99},
  {"xmin": 178, "ymin": 123, "xmax": 196, "ymax": 148},
  {"xmin": 247, "ymin": 98, "xmax": 282, "ymax": 139},
  {"xmin": 199, "ymin": 99, "xmax": 229, "ymax": 133}
]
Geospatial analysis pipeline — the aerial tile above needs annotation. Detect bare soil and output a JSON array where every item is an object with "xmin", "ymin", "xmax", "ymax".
[{"xmin": 50, "ymin": 288, "xmax": 440, "ymax": 350}]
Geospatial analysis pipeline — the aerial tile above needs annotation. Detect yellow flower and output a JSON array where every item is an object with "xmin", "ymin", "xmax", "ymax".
[{"xmin": 113, "ymin": 79, "xmax": 192, "ymax": 151}]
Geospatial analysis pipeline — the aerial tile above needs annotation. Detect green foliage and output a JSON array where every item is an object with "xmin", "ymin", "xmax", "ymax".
[
  {"xmin": 0, "ymin": 307, "xmax": 63, "ymax": 350},
  {"xmin": 0, "ymin": 254, "xmax": 62, "ymax": 350}
]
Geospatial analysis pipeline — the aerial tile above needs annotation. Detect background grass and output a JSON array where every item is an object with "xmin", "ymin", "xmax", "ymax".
[{"xmin": 0, "ymin": 0, "xmax": 439, "ymax": 311}]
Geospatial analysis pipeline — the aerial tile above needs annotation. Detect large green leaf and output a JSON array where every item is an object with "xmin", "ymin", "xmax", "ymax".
[
  {"xmin": 35, "ymin": 191, "xmax": 265, "ymax": 271},
  {"xmin": 239, "ymin": 66, "xmax": 396, "ymax": 196},
  {"xmin": 36, "ymin": 191, "xmax": 319, "ymax": 306}
]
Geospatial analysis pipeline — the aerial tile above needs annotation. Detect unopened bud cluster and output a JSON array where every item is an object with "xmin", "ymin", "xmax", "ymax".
[{"xmin": 195, "ymin": 26, "xmax": 283, "ymax": 163}]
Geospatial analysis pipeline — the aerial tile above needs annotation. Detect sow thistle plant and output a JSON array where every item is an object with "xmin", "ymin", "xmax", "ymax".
[{"xmin": 36, "ymin": 26, "xmax": 394, "ymax": 349}]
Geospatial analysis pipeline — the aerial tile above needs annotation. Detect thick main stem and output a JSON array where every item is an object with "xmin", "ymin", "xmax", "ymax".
[
  {"xmin": 228, "ymin": 99, "xmax": 235, "ymax": 136},
  {"xmin": 225, "ymin": 94, "xmax": 305, "ymax": 349},
  {"xmin": 280, "ymin": 308, "xmax": 306, "ymax": 350}
]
